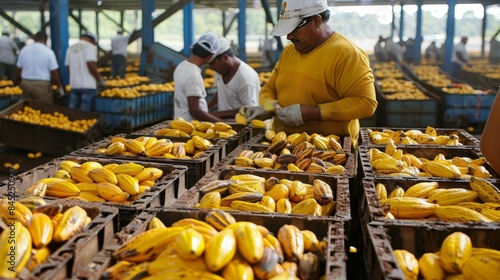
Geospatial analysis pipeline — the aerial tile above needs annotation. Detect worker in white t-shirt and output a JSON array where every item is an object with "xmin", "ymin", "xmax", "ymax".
[
  {"xmin": 385, "ymin": 39, "xmax": 404, "ymax": 64},
  {"xmin": 207, "ymin": 36, "xmax": 260, "ymax": 120},
  {"xmin": 0, "ymin": 31, "xmax": 19, "ymax": 81},
  {"xmin": 261, "ymin": 35, "xmax": 277, "ymax": 72},
  {"xmin": 111, "ymin": 28, "xmax": 130, "ymax": 79},
  {"xmin": 173, "ymin": 32, "xmax": 225, "ymax": 122},
  {"xmin": 451, "ymin": 36, "xmax": 469, "ymax": 78},
  {"xmin": 16, "ymin": 31, "xmax": 63, "ymax": 103},
  {"xmin": 65, "ymin": 32, "xmax": 105, "ymax": 111}
]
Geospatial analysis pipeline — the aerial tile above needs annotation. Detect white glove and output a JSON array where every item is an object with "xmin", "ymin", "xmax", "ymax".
[
  {"xmin": 98, "ymin": 78, "xmax": 106, "ymax": 88},
  {"xmin": 276, "ymin": 104, "xmax": 303, "ymax": 127},
  {"xmin": 245, "ymin": 106, "xmax": 273, "ymax": 122},
  {"xmin": 56, "ymin": 88, "xmax": 64, "ymax": 97}
]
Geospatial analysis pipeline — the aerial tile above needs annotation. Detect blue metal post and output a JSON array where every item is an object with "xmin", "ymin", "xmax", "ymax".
[
  {"xmin": 276, "ymin": 0, "xmax": 283, "ymax": 58},
  {"xmin": 399, "ymin": 3, "xmax": 405, "ymax": 42},
  {"xmin": 139, "ymin": 0, "xmax": 155, "ymax": 75},
  {"xmin": 390, "ymin": 5, "xmax": 396, "ymax": 40},
  {"xmin": 183, "ymin": 1, "xmax": 194, "ymax": 56},
  {"xmin": 415, "ymin": 0, "xmax": 423, "ymax": 64},
  {"xmin": 49, "ymin": 0, "xmax": 69, "ymax": 86},
  {"xmin": 238, "ymin": 0, "xmax": 247, "ymax": 61},
  {"xmin": 444, "ymin": 0, "xmax": 457, "ymax": 72}
]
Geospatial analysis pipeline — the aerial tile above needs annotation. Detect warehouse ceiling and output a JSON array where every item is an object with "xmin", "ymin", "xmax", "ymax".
[{"xmin": 1, "ymin": 0, "xmax": 499, "ymax": 12}]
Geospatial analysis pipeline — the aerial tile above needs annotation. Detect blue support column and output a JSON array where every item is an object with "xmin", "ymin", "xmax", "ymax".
[
  {"xmin": 238, "ymin": 0, "xmax": 247, "ymax": 61},
  {"xmin": 276, "ymin": 0, "xmax": 283, "ymax": 57},
  {"xmin": 415, "ymin": 0, "xmax": 423, "ymax": 64},
  {"xmin": 481, "ymin": 4, "xmax": 487, "ymax": 57},
  {"xmin": 49, "ymin": 0, "xmax": 69, "ymax": 85},
  {"xmin": 399, "ymin": 3, "xmax": 405, "ymax": 41},
  {"xmin": 444, "ymin": 0, "xmax": 457, "ymax": 72},
  {"xmin": 139, "ymin": 0, "xmax": 155, "ymax": 75},
  {"xmin": 182, "ymin": 2, "xmax": 194, "ymax": 56},
  {"xmin": 390, "ymin": 5, "xmax": 396, "ymax": 39}
]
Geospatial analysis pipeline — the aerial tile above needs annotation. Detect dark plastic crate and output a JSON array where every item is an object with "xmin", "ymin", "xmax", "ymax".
[
  {"xmin": 69, "ymin": 135, "xmax": 225, "ymax": 189},
  {"xmin": 0, "ymin": 99, "xmax": 104, "ymax": 155},
  {"xmin": 94, "ymin": 96, "xmax": 144, "ymax": 113},
  {"xmin": 359, "ymin": 178, "xmax": 500, "ymax": 228},
  {"xmin": 4, "ymin": 200, "xmax": 119, "ymax": 280},
  {"xmin": 365, "ymin": 221, "xmax": 500, "ymax": 280},
  {"xmin": 132, "ymin": 120, "xmax": 253, "ymax": 155},
  {"xmin": 359, "ymin": 127, "xmax": 480, "ymax": 147},
  {"xmin": 222, "ymin": 144, "xmax": 355, "ymax": 180},
  {"xmin": 77, "ymin": 209, "xmax": 346, "ymax": 280},
  {"xmin": 171, "ymin": 167, "xmax": 351, "ymax": 223},
  {"xmin": 0, "ymin": 156, "xmax": 188, "ymax": 228},
  {"xmin": 359, "ymin": 145, "xmax": 499, "ymax": 182},
  {"xmin": 0, "ymin": 94, "xmax": 21, "ymax": 110},
  {"xmin": 247, "ymin": 133, "xmax": 353, "ymax": 153}
]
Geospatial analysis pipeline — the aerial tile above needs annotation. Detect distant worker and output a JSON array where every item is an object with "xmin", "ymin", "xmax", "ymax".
[
  {"xmin": 261, "ymin": 35, "xmax": 277, "ymax": 72},
  {"xmin": 173, "ymin": 32, "xmax": 225, "ymax": 122},
  {"xmin": 451, "ymin": 36, "xmax": 469, "ymax": 78},
  {"xmin": 374, "ymin": 36, "xmax": 388, "ymax": 62},
  {"xmin": 111, "ymin": 28, "xmax": 131, "ymax": 79},
  {"xmin": 16, "ymin": 31, "xmax": 63, "ymax": 103},
  {"xmin": 0, "ymin": 31, "xmax": 19, "ymax": 81},
  {"xmin": 404, "ymin": 37, "xmax": 415, "ymax": 64},
  {"xmin": 65, "ymin": 32, "xmax": 105, "ymax": 111},
  {"xmin": 385, "ymin": 39, "xmax": 404, "ymax": 64},
  {"xmin": 424, "ymin": 41, "xmax": 439, "ymax": 61},
  {"xmin": 207, "ymin": 36, "xmax": 260, "ymax": 120}
]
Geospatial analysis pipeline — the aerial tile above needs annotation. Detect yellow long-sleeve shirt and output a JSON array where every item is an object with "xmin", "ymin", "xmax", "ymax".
[{"xmin": 260, "ymin": 32, "xmax": 378, "ymax": 146}]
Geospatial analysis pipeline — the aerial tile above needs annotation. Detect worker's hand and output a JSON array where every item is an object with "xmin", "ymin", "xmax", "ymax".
[
  {"xmin": 276, "ymin": 104, "xmax": 303, "ymax": 127},
  {"xmin": 98, "ymin": 78, "xmax": 106, "ymax": 88},
  {"xmin": 245, "ymin": 106, "xmax": 274, "ymax": 122},
  {"xmin": 56, "ymin": 87, "xmax": 64, "ymax": 97}
]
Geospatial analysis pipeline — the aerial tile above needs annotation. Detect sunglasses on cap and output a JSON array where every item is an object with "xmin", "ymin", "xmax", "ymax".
[{"xmin": 293, "ymin": 16, "xmax": 315, "ymax": 32}]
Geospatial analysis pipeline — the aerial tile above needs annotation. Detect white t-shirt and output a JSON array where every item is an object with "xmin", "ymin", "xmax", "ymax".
[
  {"xmin": 215, "ymin": 61, "xmax": 260, "ymax": 111},
  {"xmin": 0, "ymin": 35, "xmax": 18, "ymax": 64},
  {"xmin": 173, "ymin": 60, "xmax": 209, "ymax": 121},
  {"xmin": 16, "ymin": 42, "xmax": 59, "ymax": 81},
  {"xmin": 262, "ymin": 36, "xmax": 276, "ymax": 68},
  {"xmin": 64, "ymin": 40, "xmax": 97, "ymax": 89},
  {"xmin": 385, "ymin": 40, "xmax": 404, "ymax": 64},
  {"xmin": 451, "ymin": 42, "xmax": 468, "ymax": 66},
  {"xmin": 111, "ymin": 34, "xmax": 130, "ymax": 57}
]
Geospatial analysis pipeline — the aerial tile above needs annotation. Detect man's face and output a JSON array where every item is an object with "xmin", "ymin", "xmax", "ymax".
[
  {"xmin": 286, "ymin": 15, "xmax": 318, "ymax": 54},
  {"xmin": 208, "ymin": 54, "xmax": 226, "ymax": 74}
]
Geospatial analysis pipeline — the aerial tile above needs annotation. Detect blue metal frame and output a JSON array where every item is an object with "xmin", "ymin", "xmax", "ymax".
[
  {"xmin": 139, "ymin": 0, "xmax": 155, "ymax": 75},
  {"xmin": 238, "ymin": 0, "xmax": 247, "ymax": 61},
  {"xmin": 415, "ymin": 0, "xmax": 423, "ymax": 64},
  {"xmin": 49, "ymin": 0, "xmax": 69, "ymax": 85},
  {"xmin": 183, "ymin": 1, "xmax": 194, "ymax": 56},
  {"xmin": 444, "ymin": 0, "xmax": 457, "ymax": 71}
]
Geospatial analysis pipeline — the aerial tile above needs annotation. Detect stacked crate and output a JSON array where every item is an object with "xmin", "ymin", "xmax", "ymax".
[
  {"xmin": 357, "ymin": 126, "xmax": 500, "ymax": 279},
  {"xmin": 94, "ymin": 90, "xmax": 173, "ymax": 132},
  {"xmin": 372, "ymin": 62, "xmax": 440, "ymax": 127},
  {"xmin": 132, "ymin": 120, "xmax": 253, "ymax": 155},
  {"xmin": 0, "ymin": 99, "xmax": 104, "ymax": 155},
  {"xmin": 69, "ymin": 134, "xmax": 226, "ymax": 190},
  {"xmin": 165, "ymin": 131, "xmax": 355, "ymax": 279},
  {"xmin": 404, "ymin": 64, "xmax": 495, "ymax": 129},
  {"xmin": 0, "ymin": 198, "xmax": 120, "ymax": 279}
]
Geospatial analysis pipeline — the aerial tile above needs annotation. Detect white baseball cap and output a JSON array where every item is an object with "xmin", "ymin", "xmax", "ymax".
[
  {"xmin": 191, "ymin": 32, "xmax": 220, "ymax": 55},
  {"xmin": 271, "ymin": 0, "xmax": 328, "ymax": 36},
  {"xmin": 216, "ymin": 36, "xmax": 231, "ymax": 55}
]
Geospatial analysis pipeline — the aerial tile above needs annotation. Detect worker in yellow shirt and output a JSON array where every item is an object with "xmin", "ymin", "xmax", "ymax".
[{"xmin": 246, "ymin": 0, "xmax": 377, "ymax": 148}]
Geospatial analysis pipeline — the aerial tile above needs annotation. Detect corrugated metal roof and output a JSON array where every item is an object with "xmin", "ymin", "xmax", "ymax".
[{"xmin": 1, "ymin": 0, "xmax": 498, "ymax": 12}]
